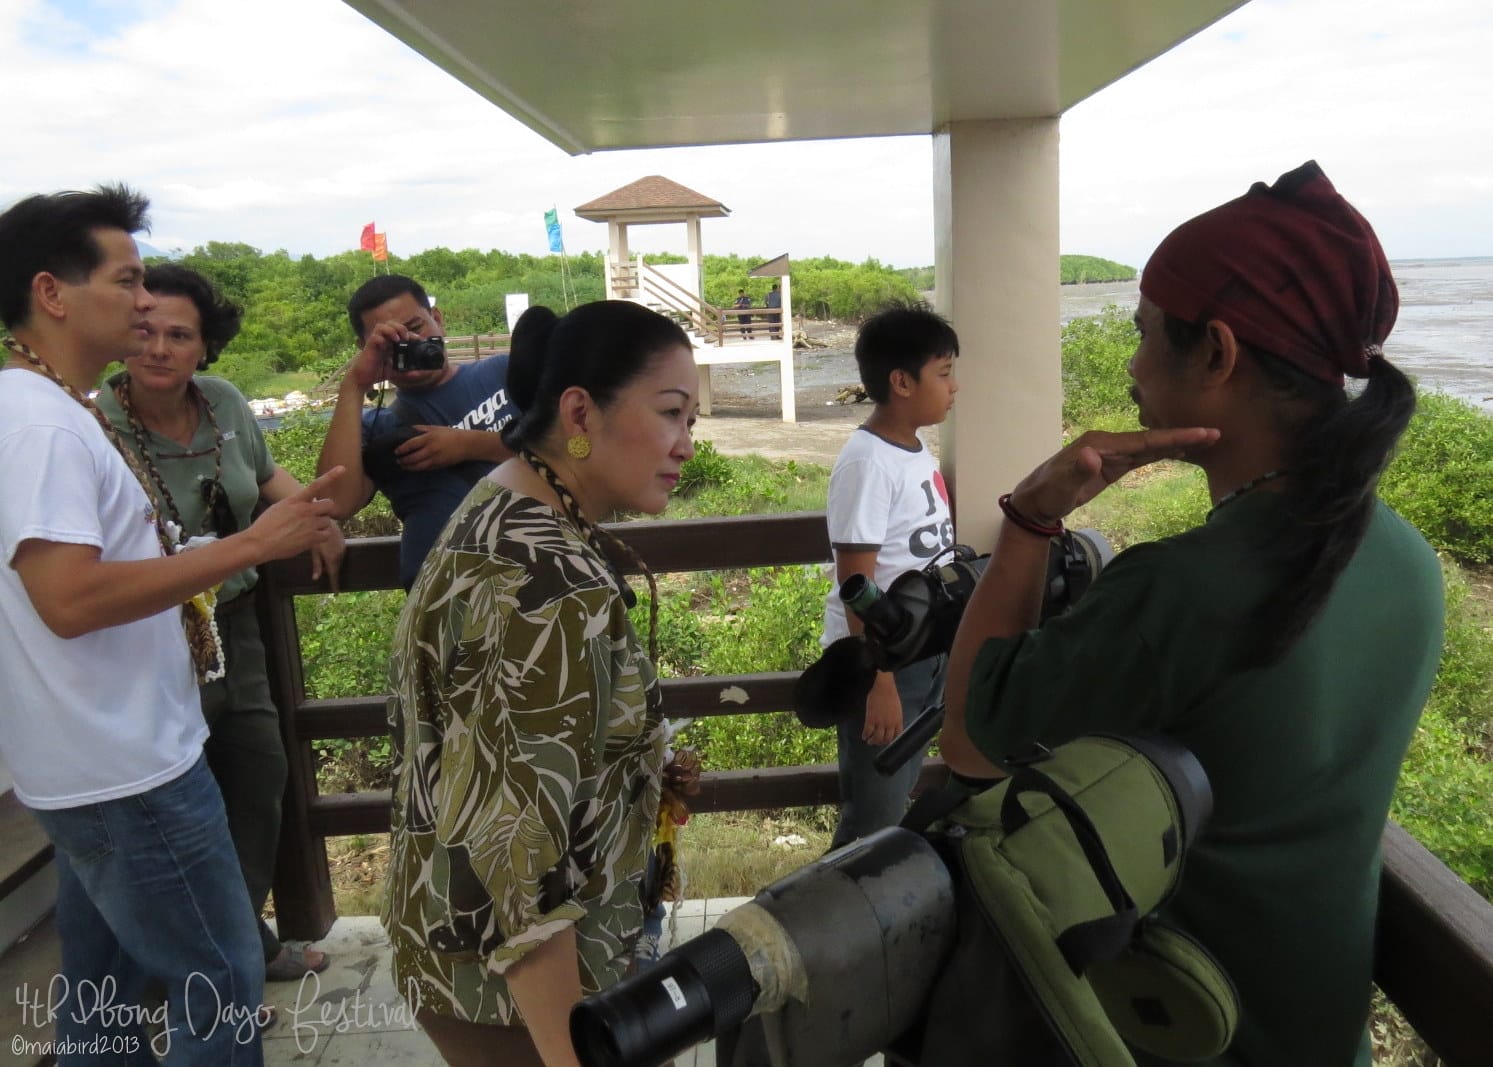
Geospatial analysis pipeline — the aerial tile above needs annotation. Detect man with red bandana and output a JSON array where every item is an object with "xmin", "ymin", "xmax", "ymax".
[{"xmin": 941, "ymin": 161, "xmax": 1443, "ymax": 1064}]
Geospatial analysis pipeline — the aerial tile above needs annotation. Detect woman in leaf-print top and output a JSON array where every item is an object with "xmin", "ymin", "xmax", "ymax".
[{"xmin": 383, "ymin": 300, "xmax": 699, "ymax": 1067}]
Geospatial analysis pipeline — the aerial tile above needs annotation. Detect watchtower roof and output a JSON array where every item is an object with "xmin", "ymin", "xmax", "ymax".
[{"xmin": 575, "ymin": 176, "xmax": 729, "ymax": 220}]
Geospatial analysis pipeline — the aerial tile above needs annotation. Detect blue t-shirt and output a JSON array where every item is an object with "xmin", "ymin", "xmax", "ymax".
[{"xmin": 361, "ymin": 355, "xmax": 518, "ymax": 588}]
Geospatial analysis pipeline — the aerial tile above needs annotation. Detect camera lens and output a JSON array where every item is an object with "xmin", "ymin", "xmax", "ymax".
[
  {"xmin": 392, "ymin": 336, "xmax": 446, "ymax": 371},
  {"xmin": 840, "ymin": 575, "xmax": 914, "ymax": 646},
  {"xmin": 570, "ymin": 928, "xmax": 757, "ymax": 1067}
]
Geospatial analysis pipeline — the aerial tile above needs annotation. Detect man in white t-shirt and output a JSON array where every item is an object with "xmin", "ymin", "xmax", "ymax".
[
  {"xmin": 822, "ymin": 303, "xmax": 960, "ymax": 849},
  {"xmin": 0, "ymin": 186, "xmax": 343, "ymax": 1064}
]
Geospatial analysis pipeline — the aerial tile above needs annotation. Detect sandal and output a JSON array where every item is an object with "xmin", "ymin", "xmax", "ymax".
[{"xmin": 265, "ymin": 942, "xmax": 330, "ymax": 982}]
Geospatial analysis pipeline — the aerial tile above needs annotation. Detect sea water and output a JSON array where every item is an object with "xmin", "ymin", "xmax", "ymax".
[{"xmin": 1059, "ymin": 257, "xmax": 1493, "ymax": 412}]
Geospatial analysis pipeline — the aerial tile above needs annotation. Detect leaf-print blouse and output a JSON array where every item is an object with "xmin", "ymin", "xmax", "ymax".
[{"xmin": 382, "ymin": 480, "xmax": 666, "ymax": 1024}]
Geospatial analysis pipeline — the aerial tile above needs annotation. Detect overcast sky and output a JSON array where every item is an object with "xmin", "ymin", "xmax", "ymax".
[{"xmin": 3, "ymin": 0, "xmax": 1490, "ymax": 270}]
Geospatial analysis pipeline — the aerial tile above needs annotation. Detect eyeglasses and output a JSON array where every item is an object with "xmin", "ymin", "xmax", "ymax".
[{"xmin": 200, "ymin": 478, "xmax": 238, "ymax": 537}]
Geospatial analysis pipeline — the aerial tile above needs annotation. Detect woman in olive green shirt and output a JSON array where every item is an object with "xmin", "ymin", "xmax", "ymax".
[{"xmin": 99, "ymin": 264, "xmax": 342, "ymax": 983}]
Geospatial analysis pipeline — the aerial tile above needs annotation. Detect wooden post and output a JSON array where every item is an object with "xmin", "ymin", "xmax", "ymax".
[{"xmin": 260, "ymin": 576, "xmax": 336, "ymax": 940}]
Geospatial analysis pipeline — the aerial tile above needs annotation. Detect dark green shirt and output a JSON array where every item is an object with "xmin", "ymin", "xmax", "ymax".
[
  {"xmin": 98, "ymin": 374, "xmax": 275, "ymax": 604},
  {"xmin": 964, "ymin": 492, "xmax": 1444, "ymax": 1065}
]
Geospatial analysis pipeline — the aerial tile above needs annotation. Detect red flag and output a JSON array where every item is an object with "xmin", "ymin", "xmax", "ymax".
[
  {"xmin": 360, "ymin": 222, "xmax": 376, "ymax": 251},
  {"xmin": 372, "ymin": 233, "xmax": 389, "ymax": 262}
]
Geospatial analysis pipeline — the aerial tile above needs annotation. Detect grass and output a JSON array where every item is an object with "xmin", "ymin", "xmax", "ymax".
[
  {"xmin": 666, "ymin": 810, "xmax": 834, "ymax": 898},
  {"xmin": 246, "ymin": 370, "xmax": 324, "ymax": 400},
  {"xmin": 1371, "ymin": 992, "xmax": 1443, "ymax": 1066},
  {"xmin": 663, "ymin": 447, "xmax": 830, "ymax": 518},
  {"xmin": 325, "ymin": 834, "xmax": 389, "ymax": 917},
  {"xmin": 315, "ymin": 813, "xmax": 835, "ymax": 920}
]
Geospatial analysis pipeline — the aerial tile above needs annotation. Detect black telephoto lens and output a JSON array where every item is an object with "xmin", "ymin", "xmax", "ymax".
[
  {"xmin": 839, "ymin": 574, "xmax": 912, "ymax": 645},
  {"xmin": 570, "ymin": 928, "xmax": 757, "ymax": 1067}
]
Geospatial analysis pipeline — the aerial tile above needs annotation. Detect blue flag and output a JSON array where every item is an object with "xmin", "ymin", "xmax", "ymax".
[{"xmin": 544, "ymin": 208, "xmax": 564, "ymax": 254}]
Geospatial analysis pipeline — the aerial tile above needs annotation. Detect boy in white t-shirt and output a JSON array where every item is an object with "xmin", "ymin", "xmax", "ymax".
[{"xmin": 822, "ymin": 303, "xmax": 960, "ymax": 849}]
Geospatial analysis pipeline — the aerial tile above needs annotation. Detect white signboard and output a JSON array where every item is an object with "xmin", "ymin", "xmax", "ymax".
[{"xmin": 505, "ymin": 293, "xmax": 530, "ymax": 332}]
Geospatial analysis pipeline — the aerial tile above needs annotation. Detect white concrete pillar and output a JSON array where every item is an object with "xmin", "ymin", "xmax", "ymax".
[
  {"xmin": 685, "ymin": 216, "xmax": 703, "ymax": 298},
  {"xmin": 608, "ymin": 221, "xmax": 631, "ymax": 296},
  {"xmin": 777, "ymin": 275, "xmax": 796, "ymax": 423},
  {"xmin": 933, "ymin": 117, "xmax": 1061, "ymax": 548}
]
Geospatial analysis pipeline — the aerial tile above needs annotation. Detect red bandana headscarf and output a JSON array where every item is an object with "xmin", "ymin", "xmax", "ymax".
[{"xmin": 1139, "ymin": 160, "xmax": 1398, "ymax": 386}]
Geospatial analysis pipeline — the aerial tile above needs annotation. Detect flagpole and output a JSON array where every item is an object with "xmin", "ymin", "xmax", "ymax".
[{"xmin": 544, "ymin": 207, "xmax": 574, "ymax": 310}]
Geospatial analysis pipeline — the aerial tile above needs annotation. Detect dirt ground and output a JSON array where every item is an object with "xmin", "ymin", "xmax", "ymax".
[{"xmin": 693, "ymin": 322, "xmax": 945, "ymax": 465}]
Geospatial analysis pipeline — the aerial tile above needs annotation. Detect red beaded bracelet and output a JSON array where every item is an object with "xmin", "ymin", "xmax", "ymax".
[{"xmin": 998, "ymin": 493, "xmax": 1064, "ymax": 538}]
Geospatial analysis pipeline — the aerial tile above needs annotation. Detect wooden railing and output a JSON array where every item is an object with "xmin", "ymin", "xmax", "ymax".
[
  {"xmin": 257, "ymin": 514, "xmax": 1493, "ymax": 1063},
  {"xmin": 605, "ymin": 260, "xmax": 785, "ymax": 347},
  {"xmin": 634, "ymin": 261, "xmax": 722, "ymax": 342},
  {"xmin": 442, "ymin": 332, "xmax": 510, "ymax": 363}
]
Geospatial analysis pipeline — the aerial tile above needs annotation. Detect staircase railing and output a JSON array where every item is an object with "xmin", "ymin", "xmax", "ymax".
[{"xmin": 633, "ymin": 258, "xmax": 724, "ymax": 345}]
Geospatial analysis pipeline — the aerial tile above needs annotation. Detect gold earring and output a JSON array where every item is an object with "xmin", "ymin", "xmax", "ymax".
[{"xmin": 567, "ymin": 434, "xmax": 592, "ymax": 460}]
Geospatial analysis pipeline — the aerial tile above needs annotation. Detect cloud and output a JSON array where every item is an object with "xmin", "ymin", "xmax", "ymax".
[{"xmin": 3, "ymin": 0, "xmax": 1490, "ymax": 269}]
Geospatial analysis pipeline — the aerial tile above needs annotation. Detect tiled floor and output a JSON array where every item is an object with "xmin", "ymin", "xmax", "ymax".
[{"xmin": 262, "ymin": 898, "xmax": 763, "ymax": 1066}]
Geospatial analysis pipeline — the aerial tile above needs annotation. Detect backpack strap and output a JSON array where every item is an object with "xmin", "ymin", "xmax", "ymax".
[
  {"xmin": 901, "ymin": 772, "xmax": 996, "ymax": 834},
  {"xmin": 1000, "ymin": 765, "xmax": 1143, "ymax": 976}
]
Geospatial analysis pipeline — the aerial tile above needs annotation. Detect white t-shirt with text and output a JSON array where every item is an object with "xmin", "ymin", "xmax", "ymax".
[{"xmin": 822, "ymin": 426, "xmax": 954, "ymax": 645}]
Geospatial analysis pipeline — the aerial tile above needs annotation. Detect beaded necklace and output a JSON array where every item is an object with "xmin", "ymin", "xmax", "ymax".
[
  {"xmin": 114, "ymin": 374, "xmax": 227, "ymax": 537},
  {"xmin": 518, "ymin": 447, "xmax": 660, "ymax": 663},
  {"xmin": 2, "ymin": 337, "xmax": 225, "ymax": 682},
  {"xmin": 1208, "ymin": 469, "xmax": 1289, "ymax": 519}
]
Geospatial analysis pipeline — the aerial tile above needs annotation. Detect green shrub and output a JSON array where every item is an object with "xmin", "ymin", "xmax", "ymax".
[
  {"xmin": 211, "ymin": 348, "xmax": 284, "ymax": 399},
  {"xmin": 1381, "ymin": 391, "xmax": 1493, "ymax": 564},
  {"xmin": 296, "ymin": 589, "xmax": 404, "ymax": 791},
  {"xmin": 668, "ymin": 454, "xmax": 829, "ymax": 517},
  {"xmin": 1069, "ymin": 463, "xmax": 1210, "ymax": 550},
  {"xmin": 1393, "ymin": 704, "xmax": 1493, "ymax": 899},
  {"xmin": 634, "ymin": 586, "xmax": 710, "ymax": 679},
  {"xmin": 1061, "ymin": 305, "xmax": 1139, "ymax": 428},
  {"xmin": 1059, "ymin": 255, "xmax": 1137, "ymax": 284},
  {"xmin": 297, "ymin": 589, "xmax": 404, "ymax": 699},
  {"xmin": 677, "ymin": 439, "xmax": 734, "ymax": 496},
  {"xmin": 1393, "ymin": 566, "xmax": 1493, "ymax": 896},
  {"xmin": 698, "ymin": 565, "xmax": 830, "ymax": 676},
  {"xmin": 668, "ymin": 564, "xmax": 839, "ymax": 771},
  {"xmin": 679, "ymin": 710, "xmax": 839, "ymax": 773},
  {"xmin": 265, "ymin": 410, "xmax": 398, "ymax": 537}
]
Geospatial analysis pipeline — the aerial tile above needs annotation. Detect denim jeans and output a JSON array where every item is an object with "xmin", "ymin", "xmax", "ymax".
[
  {"xmin": 33, "ymin": 754, "xmax": 265, "ymax": 1066},
  {"xmin": 830, "ymin": 655, "xmax": 946, "ymax": 850}
]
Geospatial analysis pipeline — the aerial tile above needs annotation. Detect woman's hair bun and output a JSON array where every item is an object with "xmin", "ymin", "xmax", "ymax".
[{"xmin": 507, "ymin": 305, "xmax": 559, "ymax": 413}]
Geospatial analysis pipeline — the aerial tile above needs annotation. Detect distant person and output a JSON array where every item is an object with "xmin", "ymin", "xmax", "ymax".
[
  {"xmin": 316, "ymin": 274, "xmax": 520, "ymax": 589},
  {"xmin": 941, "ymin": 160, "xmax": 1444, "ymax": 1063},
  {"xmin": 97, "ymin": 263, "xmax": 340, "ymax": 984},
  {"xmin": 0, "ymin": 184, "xmax": 342, "ymax": 1063},
  {"xmin": 733, "ymin": 287, "xmax": 754, "ymax": 336},
  {"xmin": 822, "ymin": 302, "xmax": 959, "ymax": 850},
  {"xmin": 765, "ymin": 281, "xmax": 783, "ymax": 338},
  {"xmin": 383, "ymin": 300, "xmax": 698, "ymax": 1066}
]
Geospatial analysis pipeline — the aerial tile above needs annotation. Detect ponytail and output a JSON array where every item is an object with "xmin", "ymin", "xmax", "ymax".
[
  {"xmin": 501, "ymin": 305, "xmax": 559, "ymax": 450},
  {"xmin": 1260, "ymin": 352, "xmax": 1416, "ymax": 661},
  {"xmin": 1164, "ymin": 315, "xmax": 1417, "ymax": 663}
]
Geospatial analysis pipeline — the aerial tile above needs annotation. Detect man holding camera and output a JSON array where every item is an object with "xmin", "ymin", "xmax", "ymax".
[{"xmin": 317, "ymin": 274, "xmax": 518, "ymax": 589}]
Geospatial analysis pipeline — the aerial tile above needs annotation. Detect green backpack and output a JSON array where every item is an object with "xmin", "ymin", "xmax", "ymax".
[{"xmin": 893, "ymin": 734, "xmax": 1240, "ymax": 1066}]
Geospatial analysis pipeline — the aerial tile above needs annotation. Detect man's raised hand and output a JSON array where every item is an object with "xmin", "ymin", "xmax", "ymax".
[
  {"xmin": 1009, "ymin": 427, "xmax": 1221, "ymax": 527},
  {"xmin": 244, "ymin": 466, "xmax": 346, "ymax": 562}
]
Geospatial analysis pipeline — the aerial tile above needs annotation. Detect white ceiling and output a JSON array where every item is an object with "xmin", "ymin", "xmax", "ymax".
[{"xmin": 343, "ymin": 0, "xmax": 1247, "ymax": 154}]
